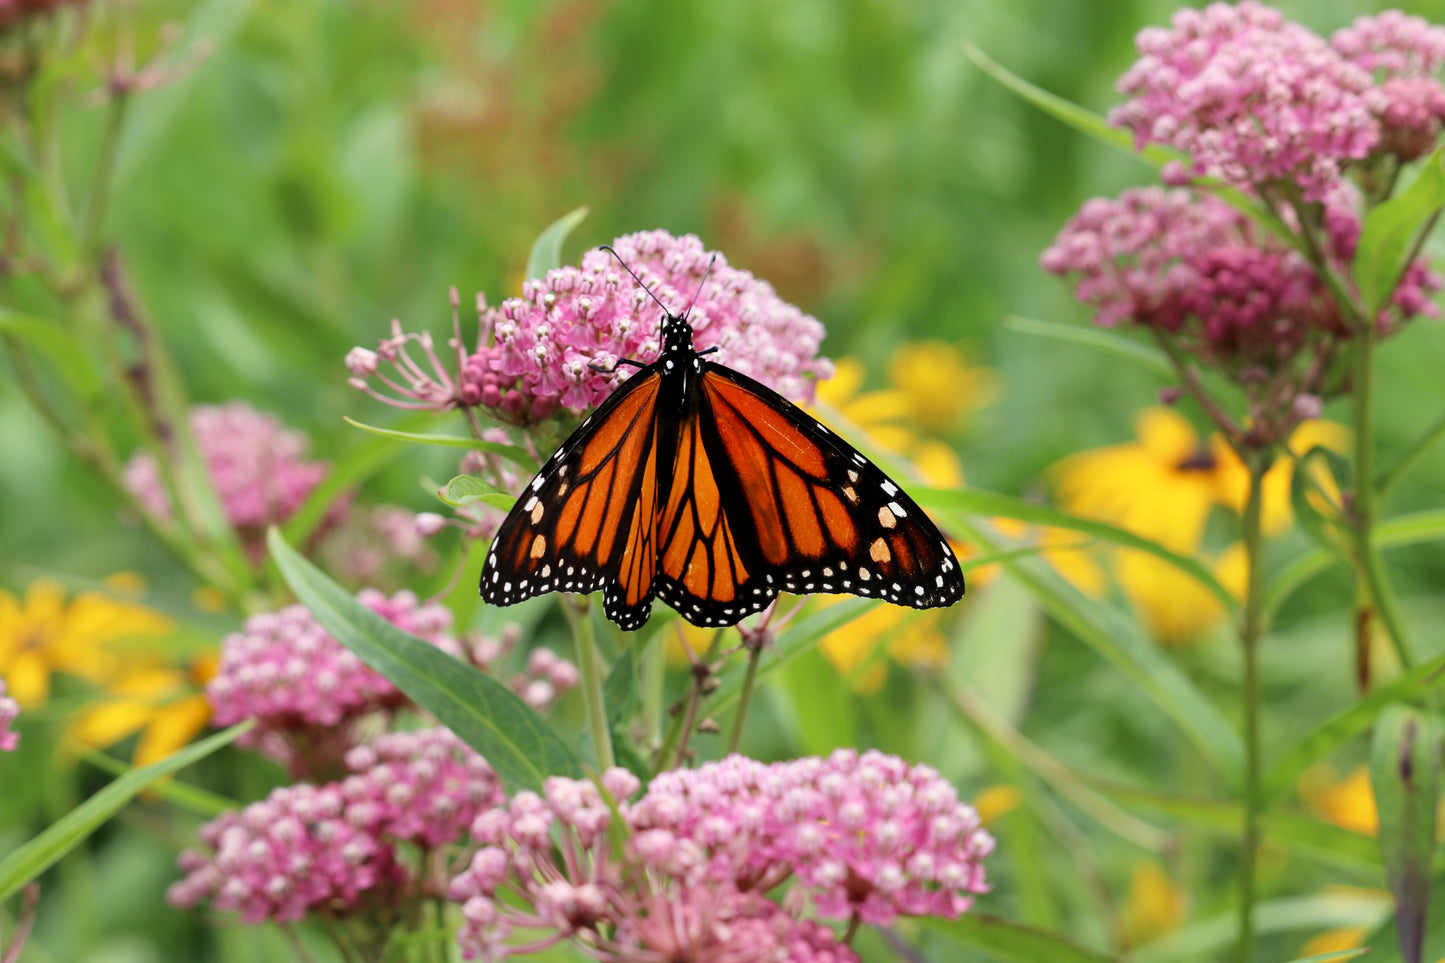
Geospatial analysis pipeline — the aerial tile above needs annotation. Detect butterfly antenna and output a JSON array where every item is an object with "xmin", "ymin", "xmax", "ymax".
[
  {"xmin": 683, "ymin": 254, "xmax": 716, "ymax": 322},
  {"xmin": 599, "ymin": 245, "xmax": 674, "ymax": 317}
]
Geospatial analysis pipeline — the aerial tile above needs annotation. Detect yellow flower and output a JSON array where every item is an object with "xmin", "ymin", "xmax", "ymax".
[
  {"xmin": 1300, "ymin": 763, "xmax": 1378, "ymax": 835},
  {"xmin": 817, "ymin": 599, "xmax": 947, "ymax": 693},
  {"xmin": 1118, "ymin": 543, "xmax": 1248, "ymax": 644},
  {"xmin": 886, "ymin": 341, "xmax": 999, "ymax": 432},
  {"xmin": 1118, "ymin": 861, "xmax": 1186, "ymax": 949},
  {"xmin": 1217, "ymin": 420, "xmax": 1351, "ymax": 536},
  {"xmin": 977, "ymin": 518, "xmax": 1107, "ymax": 597},
  {"xmin": 1298, "ymin": 925, "xmax": 1369, "ymax": 960},
  {"xmin": 1052, "ymin": 408, "xmax": 1234, "ymax": 552},
  {"xmin": 0, "ymin": 581, "xmax": 175, "ymax": 707},
  {"xmin": 67, "ymin": 654, "xmax": 216, "ymax": 766},
  {"xmin": 973, "ymin": 784, "xmax": 1023, "ymax": 825},
  {"xmin": 813, "ymin": 357, "xmax": 916, "ymax": 454}
]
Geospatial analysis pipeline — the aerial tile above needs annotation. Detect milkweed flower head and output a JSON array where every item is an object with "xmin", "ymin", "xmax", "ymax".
[
  {"xmin": 0, "ymin": 678, "xmax": 18, "ymax": 751},
  {"xmin": 448, "ymin": 751, "xmax": 991, "ymax": 961},
  {"xmin": 122, "ymin": 403, "xmax": 328, "ymax": 555},
  {"xmin": 1332, "ymin": 12, "xmax": 1445, "ymax": 161},
  {"xmin": 170, "ymin": 727, "xmax": 501, "ymax": 926},
  {"xmin": 1110, "ymin": 1, "xmax": 1384, "ymax": 200},
  {"xmin": 480, "ymin": 230, "xmax": 834, "ymax": 422}
]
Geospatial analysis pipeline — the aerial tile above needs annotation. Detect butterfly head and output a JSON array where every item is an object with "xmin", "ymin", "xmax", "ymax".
[{"xmin": 660, "ymin": 311, "xmax": 695, "ymax": 355}]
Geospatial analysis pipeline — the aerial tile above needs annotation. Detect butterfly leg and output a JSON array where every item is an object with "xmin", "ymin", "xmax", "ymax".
[{"xmin": 697, "ymin": 346, "xmax": 719, "ymax": 357}]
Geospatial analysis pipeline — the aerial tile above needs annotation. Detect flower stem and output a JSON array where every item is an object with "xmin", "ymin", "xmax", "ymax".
[
  {"xmin": 562, "ymin": 597, "xmax": 613, "ymax": 771},
  {"xmin": 1349, "ymin": 327, "xmax": 1415, "ymax": 671},
  {"xmin": 727, "ymin": 642, "xmax": 764, "ymax": 755},
  {"xmin": 1237, "ymin": 453, "xmax": 1268, "ymax": 963}
]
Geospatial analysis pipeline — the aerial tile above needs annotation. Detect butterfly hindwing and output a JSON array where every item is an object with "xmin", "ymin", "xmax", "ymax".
[
  {"xmin": 479, "ymin": 368, "xmax": 662, "ymax": 629},
  {"xmin": 650, "ymin": 363, "xmax": 965, "ymax": 627}
]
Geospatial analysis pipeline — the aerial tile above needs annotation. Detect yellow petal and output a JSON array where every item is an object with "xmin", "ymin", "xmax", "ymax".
[
  {"xmin": 7, "ymin": 653, "xmax": 53, "ymax": 708},
  {"xmin": 815, "ymin": 357, "xmax": 865, "ymax": 408},
  {"xmin": 1117, "ymin": 549, "xmax": 1229, "ymax": 644},
  {"xmin": 911, "ymin": 439, "xmax": 965, "ymax": 489},
  {"xmin": 68, "ymin": 696, "xmax": 152, "ymax": 749},
  {"xmin": 135, "ymin": 696, "xmax": 213, "ymax": 767},
  {"xmin": 1119, "ymin": 861, "xmax": 1186, "ymax": 948},
  {"xmin": 973, "ymin": 784, "xmax": 1022, "ymax": 825}
]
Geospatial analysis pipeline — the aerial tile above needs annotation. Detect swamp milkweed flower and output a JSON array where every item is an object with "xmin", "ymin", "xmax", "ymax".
[
  {"xmin": 0, "ymin": 579, "xmax": 174, "ymax": 708},
  {"xmin": 169, "ymin": 728, "xmax": 504, "ymax": 925},
  {"xmin": 450, "ymin": 750, "xmax": 992, "ymax": 962}
]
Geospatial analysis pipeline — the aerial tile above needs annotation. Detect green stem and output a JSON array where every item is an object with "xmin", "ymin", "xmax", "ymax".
[
  {"xmin": 79, "ymin": 92, "xmax": 128, "ymax": 260},
  {"xmin": 1350, "ymin": 328, "xmax": 1416, "ymax": 670},
  {"xmin": 562, "ymin": 597, "xmax": 614, "ymax": 771},
  {"xmin": 1237, "ymin": 454, "xmax": 1268, "ymax": 963},
  {"xmin": 641, "ymin": 627, "xmax": 665, "ymax": 753},
  {"xmin": 726, "ymin": 642, "xmax": 763, "ymax": 755}
]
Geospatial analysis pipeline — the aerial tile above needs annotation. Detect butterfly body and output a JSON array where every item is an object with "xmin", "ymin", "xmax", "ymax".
[{"xmin": 480, "ymin": 309, "xmax": 965, "ymax": 631}]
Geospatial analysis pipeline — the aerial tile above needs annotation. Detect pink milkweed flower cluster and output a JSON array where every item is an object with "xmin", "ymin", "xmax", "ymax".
[
  {"xmin": 1110, "ymin": 1, "xmax": 1385, "ymax": 200},
  {"xmin": 123, "ymin": 402, "xmax": 328, "ymax": 543},
  {"xmin": 0, "ymin": 678, "xmax": 18, "ymax": 751},
  {"xmin": 169, "ymin": 728, "xmax": 503, "ymax": 924},
  {"xmin": 448, "ymin": 750, "xmax": 992, "ymax": 962},
  {"xmin": 207, "ymin": 590, "xmax": 575, "ymax": 776},
  {"xmin": 348, "ymin": 231, "xmax": 834, "ymax": 427},
  {"xmin": 1041, "ymin": 186, "xmax": 1440, "ymax": 363},
  {"xmin": 1331, "ymin": 12, "xmax": 1445, "ymax": 161}
]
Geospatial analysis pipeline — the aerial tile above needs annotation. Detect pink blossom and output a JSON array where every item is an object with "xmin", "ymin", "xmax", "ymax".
[
  {"xmin": 170, "ymin": 728, "xmax": 501, "ymax": 925},
  {"xmin": 0, "ymin": 679, "xmax": 18, "ymax": 752},
  {"xmin": 1332, "ymin": 11, "xmax": 1445, "ymax": 77},
  {"xmin": 1110, "ymin": 2, "xmax": 1382, "ymax": 200},
  {"xmin": 167, "ymin": 782, "xmax": 407, "ymax": 923},
  {"xmin": 314, "ymin": 504, "xmax": 441, "ymax": 591},
  {"xmin": 480, "ymin": 230, "xmax": 833, "ymax": 421},
  {"xmin": 207, "ymin": 590, "xmax": 464, "ymax": 775},
  {"xmin": 122, "ymin": 402, "xmax": 328, "ymax": 537},
  {"xmin": 1040, "ymin": 186, "xmax": 1440, "ymax": 365},
  {"xmin": 449, "ymin": 752, "xmax": 990, "ymax": 961}
]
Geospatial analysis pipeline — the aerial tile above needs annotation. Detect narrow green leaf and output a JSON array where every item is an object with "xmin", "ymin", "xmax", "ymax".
[
  {"xmin": 525, "ymin": 206, "xmax": 590, "ymax": 281},
  {"xmin": 0, "ymin": 723, "xmax": 249, "ymax": 903},
  {"xmin": 1370, "ymin": 705, "xmax": 1443, "ymax": 963},
  {"xmin": 1288, "ymin": 444, "xmax": 1350, "ymax": 554},
  {"xmin": 283, "ymin": 430, "xmax": 411, "ymax": 545},
  {"xmin": 919, "ymin": 913, "xmax": 1117, "ymax": 963},
  {"xmin": 267, "ymin": 528, "xmax": 582, "ymax": 790},
  {"xmin": 1005, "ymin": 316, "xmax": 1173, "ymax": 377},
  {"xmin": 344, "ymin": 417, "xmax": 540, "ymax": 472},
  {"xmin": 962, "ymin": 43, "xmax": 1173, "ymax": 170},
  {"xmin": 1356, "ymin": 150, "xmax": 1445, "ymax": 312},
  {"xmin": 1264, "ymin": 508, "xmax": 1445, "ymax": 630},
  {"xmin": 78, "ymin": 748, "xmax": 237, "ymax": 817},
  {"xmin": 940, "ymin": 517, "xmax": 1245, "ymax": 784},
  {"xmin": 439, "ymin": 475, "xmax": 516, "ymax": 510},
  {"xmin": 917, "ymin": 487, "xmax": 1238, "ymax": 614},
  {"xmin": 1132, "ymin": 893, "xmax": 1388, "ymax": 963},
  {"xmin": 1264, "ymin": 652, "xmax": 1445, "ymax": 805},
  {"xmin": 1279, "ymin": 952, "xmax": 1370, "ymax": 963}
]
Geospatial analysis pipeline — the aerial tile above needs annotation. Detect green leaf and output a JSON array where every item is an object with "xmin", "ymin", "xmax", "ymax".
[
  {"xmin": 1279, "ymin": 952, "xmax": 1370, "ymax": 963},
  {"xmin": 1356, "ymin": 149, "xmax": 1445, "ymax": 313},
  {"xmin": 267, "ymin": 528, "xmax": 582, "ymax": 790},
  {"xmin": 78, "ymin": 748, "xmax": 237, "ymax": 818},
  {"xmin": 1264, "ymin": 651, "xmax": 1445, "ymax": 806},
  {"xmin": 1005, "ymin": 316, "xmax": 1173, "ymax": 377},
  {"xmin": 1370, "ymin": 705, "xmax": 1443, "ymax": 963},
  {"xmin": 918, "ymin": 913, "xmax": 1117, "ymax": 963},
  {"xmin": 603, "ymin": 643, "xmax": 638, "ymax": 733},
  {"xmin": 0, "ymin": 723, "xmax": 249, "ymax": 903},
  {"xmin": 525, "ymin": 206, "xmax": 590, "ymax": 281},
  {"xmin": 962, "ymin": 43, "xmax": 1174, "ymax": 170},
  {"xmin": 344, "ymin": 417, "xmax": 539, "ymax": 472},
  {"xmin": 438, "ymin": 475, "xmax": 517, "ymax": 510},
  {"xmin": 1288, "ymin": 444, "xmax": 1350, "ymax": 554},
  {"xmin": 1131, "ymin": 893, "xmax": 1388, "ymax": 963},
  {"xmin": 916, "ymin": 487, "xmax": 1238, "ymax": 614},
  {"xmin": 1264, "ymin": 508, "xmax": 1445, "ymax": 625},
  {"xmin": 937, "ymin": 515, "xmax": 1245, "ymax": 785}
]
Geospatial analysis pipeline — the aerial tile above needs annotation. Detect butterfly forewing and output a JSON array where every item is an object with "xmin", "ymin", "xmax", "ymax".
[
  {"xmin": 651, "ymin": 364, "xmax": 963, "ymax": 626},
  {"xmin": 479, "ymin": 369, "xmax": 663, "ymax": 629}
]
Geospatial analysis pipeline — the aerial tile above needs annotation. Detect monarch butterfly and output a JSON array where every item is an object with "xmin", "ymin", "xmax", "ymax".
[{"xmin": 479, "ymin": 249, "xmax": 965, "ymax": 631}]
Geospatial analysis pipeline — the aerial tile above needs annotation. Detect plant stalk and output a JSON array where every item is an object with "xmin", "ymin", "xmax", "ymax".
[
  {"xmin": 562, "ymin": 598, "xmax": 613, "ymax": 771},
  {"xmin": 726, "ymin": 642, "xmax": 764, "ymax": 755},
  {"xmin": 1236, "ymin": 454, "xmax": 1268, "ymax": 963}
]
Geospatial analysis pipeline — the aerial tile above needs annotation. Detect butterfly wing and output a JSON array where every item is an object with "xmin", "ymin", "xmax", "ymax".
[
  {"xmin": 479, "ymin": 367, "xmax": 665, "ymax": 631},
  {"xmin": 652, "ymin": 363, "xmax": 965, "ymax": 627}
]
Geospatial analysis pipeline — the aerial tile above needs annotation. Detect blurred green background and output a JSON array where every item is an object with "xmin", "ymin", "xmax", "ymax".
[
  {"xmin": 6, "ymin": 0, "xmax": 1445, "ymax": 960},
  {"xmin": 8, "ymin": 0, "xmax": 1445, "ymax": 581}
]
